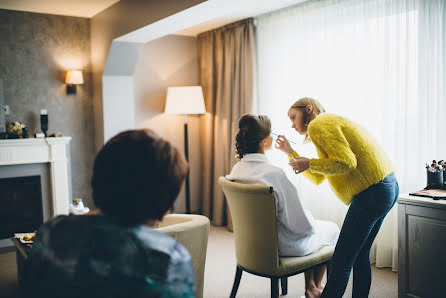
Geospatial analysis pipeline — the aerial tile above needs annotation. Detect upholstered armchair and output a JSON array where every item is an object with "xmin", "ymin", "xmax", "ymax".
[
  {"xmin": 218, "ymin": 177, "xmax": 334, "ymax": 298},
  {"xmin": 157, "ymin": 214, "xmax": 210, "ymax": 298}
]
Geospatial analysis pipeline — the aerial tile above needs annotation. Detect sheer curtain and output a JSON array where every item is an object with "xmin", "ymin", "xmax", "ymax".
[{"xmin": 257, "ymin": 0, "xmax": 445, "ymax": 271}]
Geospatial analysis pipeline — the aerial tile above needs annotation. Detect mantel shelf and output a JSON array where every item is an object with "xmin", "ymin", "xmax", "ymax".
[{"xmin": 0, "ymin": 137, "xmax": 72, "ymax": 146}]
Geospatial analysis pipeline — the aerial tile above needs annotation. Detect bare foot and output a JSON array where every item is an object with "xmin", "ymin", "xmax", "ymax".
[{"xmin": 305, "ymin": 286, "xmax": 323, "ymax": 298}]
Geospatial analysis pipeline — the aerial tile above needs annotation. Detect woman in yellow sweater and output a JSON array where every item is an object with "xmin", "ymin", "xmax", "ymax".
[{"xmin": 275, "ymin": 97, "xmax": 399, "ymax": 298}]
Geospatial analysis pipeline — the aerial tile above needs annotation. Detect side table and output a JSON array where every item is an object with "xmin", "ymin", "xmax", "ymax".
[
  {"xmin": 398, "ymin": 194, "xmax": 446, "ymax": 298},
  {"xmin": 11, "ymin": 238, "xmax": 31, "ymax": 287}
]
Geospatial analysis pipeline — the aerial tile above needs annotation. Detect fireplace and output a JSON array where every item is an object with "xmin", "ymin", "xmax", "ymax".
[
  {"xmin": 0, "ymin": 176, "xmax": 44, "ymax": 239},
  {"xmin": 0, "ymin": 137, "xmax": 71, "ymax": 248},
  {"xmin": 0, "ymin": 163, "xmax": 52, "ymax": 244}
]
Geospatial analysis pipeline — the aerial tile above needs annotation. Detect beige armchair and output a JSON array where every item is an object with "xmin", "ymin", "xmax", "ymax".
[
  {"xmin": 218, "ymin": 177, "xmax": 334, "ymax": 298},
  {"xmin": 156, "ymin": 214, "xmax": 210, "ymax": 298}
]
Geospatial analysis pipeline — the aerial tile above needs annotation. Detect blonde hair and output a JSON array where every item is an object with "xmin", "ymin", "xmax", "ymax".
[{"xmin": 289, "ymin": 97, "xmax": 325, "ymax": 142}]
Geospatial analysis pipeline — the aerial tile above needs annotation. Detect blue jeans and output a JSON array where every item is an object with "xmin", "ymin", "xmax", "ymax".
[{"xmin": 321, "ymin": 173, "xmax": 399, "ymax": 298}]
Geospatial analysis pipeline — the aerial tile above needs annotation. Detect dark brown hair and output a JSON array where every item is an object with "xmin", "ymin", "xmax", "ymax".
[
  {"xmin": 91, "ymin": 129, "xmax": 189, "ymax": 226},
  {"xmin": 235, "ymin": 114, "xmax": 271, "ymax": 159}
]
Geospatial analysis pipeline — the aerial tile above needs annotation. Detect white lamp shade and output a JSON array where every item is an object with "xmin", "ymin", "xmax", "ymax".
[
  {"xmin": 65, "ymin": 70, "xmax": 84, "ymax": 84},
  {"xmin": 165, "ymin": 86, "xmax": 206, "ymax": 115}
]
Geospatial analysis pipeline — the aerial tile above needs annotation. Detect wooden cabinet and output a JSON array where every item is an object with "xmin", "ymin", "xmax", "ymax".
[{"xmin": 398, "ymin": 194, "xmax": 446, "ymax": 298}]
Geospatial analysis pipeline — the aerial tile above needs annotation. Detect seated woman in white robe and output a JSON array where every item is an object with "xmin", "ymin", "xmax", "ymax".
[{"xmin": 226, "ymin": 114, "xmax": 339, "ymax": 298}]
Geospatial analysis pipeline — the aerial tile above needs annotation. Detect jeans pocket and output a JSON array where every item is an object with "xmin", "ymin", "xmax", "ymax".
[
  {"xmin": 372, "ymin": 182, "xmax": 396, "ymax": 212},
  {"xmin": 377, "ymin": 173, "xmax": 396, "ymax": 187}
]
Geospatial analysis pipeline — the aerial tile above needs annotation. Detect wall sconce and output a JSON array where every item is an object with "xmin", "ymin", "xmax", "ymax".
[{"xmin": 65, "ymin": 70, "xmax": 83, "ymax": 95}]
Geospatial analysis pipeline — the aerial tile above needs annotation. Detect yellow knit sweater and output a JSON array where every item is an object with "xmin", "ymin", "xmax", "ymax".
[{"xmin": 289, "ymin": 113, "xmax": 393, "ymax": 205}]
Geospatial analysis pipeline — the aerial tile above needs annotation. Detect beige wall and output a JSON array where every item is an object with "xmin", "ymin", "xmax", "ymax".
[
  {"xmin": 90, "ymin": 0, "xmax": 206, "ymax": 151},
  {"xmin": 133, "ymin": 35, "xmax": 201, "ymax": 213}
]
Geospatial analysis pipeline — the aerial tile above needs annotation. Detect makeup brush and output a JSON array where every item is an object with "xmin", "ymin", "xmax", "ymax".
[{"xmin": 272, "ymin": 132, "xmax": 296, "ymax": 144}]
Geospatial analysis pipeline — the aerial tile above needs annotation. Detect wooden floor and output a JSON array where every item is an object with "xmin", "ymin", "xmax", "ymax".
[{"xmin": 0, "ymin": 249, "xmax": 20, "ymax": 298}]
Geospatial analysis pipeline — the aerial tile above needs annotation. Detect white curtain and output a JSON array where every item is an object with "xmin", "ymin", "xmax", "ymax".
[{"xmin": 257, "ymin": 0, "xmax": 445, "ymax": 271}]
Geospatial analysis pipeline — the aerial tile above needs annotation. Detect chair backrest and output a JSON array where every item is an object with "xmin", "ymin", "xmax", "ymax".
[
  {"xmin": 218, "ymin": 177, "xmax": 280, "ymax": 275},
  {"xmin": 156, "ymin": 214, "xmax": 210, "ymax": 298}
]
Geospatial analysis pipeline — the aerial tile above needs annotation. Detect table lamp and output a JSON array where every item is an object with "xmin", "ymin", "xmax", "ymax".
[{"xmin": 165, "ymin": 86, "xmax": 206, "ymax": 214}]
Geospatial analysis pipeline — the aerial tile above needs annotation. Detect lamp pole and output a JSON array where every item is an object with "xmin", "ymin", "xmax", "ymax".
[
  {"xmin": 165, "ymin": 86, "xmax": 205, "ymax": 214},
  {"xmin": 184, "ymin": 115, "xmax": 191, "ymax": 214}
]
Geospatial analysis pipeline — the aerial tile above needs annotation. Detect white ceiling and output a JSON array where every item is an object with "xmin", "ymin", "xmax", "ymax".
[
  {"xmin": 0, "ymin": 0, "xmax": 309, "ymax": 40},
  {"xmin": 175, "ymin": 0, "xmax": 309, "ymax": 37},
  {"xmin": 117, "ymin": 0, "xmax": 309, "ymax": 43},
  {"xmin": 0, "ymin": 0, "xmax": 120, "ymax": 18}
]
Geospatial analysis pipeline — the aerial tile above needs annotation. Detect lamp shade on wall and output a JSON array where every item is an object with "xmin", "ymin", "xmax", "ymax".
[
  {"xmin": 65, "ymin": 70, "xmax": 84, "ymax": 95},
  {"xmin": 165, "ymin": 86, "xmax": 205, "ymax": 115},
  {"xmin": 65, "ymin": 70, "xmax": 84, "ymax": 84}
]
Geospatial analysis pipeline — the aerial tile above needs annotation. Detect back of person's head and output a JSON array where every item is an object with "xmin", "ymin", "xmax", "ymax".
[
  {"xmin": 235, "ymin": 114, "xmax": 271, "ymax": 159},
  {"xmin": 290, "ymin": 97, "xmax": 325, "ymax": 142},
  {"xmin": 92, "ymin": 129, "xmax": 189, "ymax": 226}
]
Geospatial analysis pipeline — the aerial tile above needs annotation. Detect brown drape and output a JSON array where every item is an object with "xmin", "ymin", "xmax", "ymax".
[{"xmin": 197, "ymin": 18, "xmax": 257, "ymax": 230}]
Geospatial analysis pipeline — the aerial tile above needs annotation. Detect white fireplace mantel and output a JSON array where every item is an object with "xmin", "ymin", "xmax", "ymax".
[{"xmin": 0, "ymin": 137, "xmax": 72, "ymax": 216}]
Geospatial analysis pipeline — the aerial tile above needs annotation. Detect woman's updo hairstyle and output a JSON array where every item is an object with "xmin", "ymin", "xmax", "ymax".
[{"xmin": 235, "ymin": 114, "xmax": 271, "ymax": 159}]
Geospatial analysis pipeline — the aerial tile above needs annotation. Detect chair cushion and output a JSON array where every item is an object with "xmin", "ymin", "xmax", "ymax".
[{"xmin": 277, "ymin": 245, "xmax": 334, "ymax": 276}]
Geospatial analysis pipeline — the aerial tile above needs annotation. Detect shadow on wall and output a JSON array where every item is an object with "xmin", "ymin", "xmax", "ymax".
[
  {"xmin": 101, "ymin": 35, "xmax": 202, "ymax": 213},
  {"xmin": 133, "ymin": 35, "xmax": 202, "ymax": 213},
  {"xmin": 133, "ymin": 57, "xmax": 199, "ymax": 126}
]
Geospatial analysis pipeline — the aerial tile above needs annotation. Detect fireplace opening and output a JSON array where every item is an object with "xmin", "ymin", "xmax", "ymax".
[{"xmin": 0, "ymin": 175, "xmax": 44, "ymax": 239}]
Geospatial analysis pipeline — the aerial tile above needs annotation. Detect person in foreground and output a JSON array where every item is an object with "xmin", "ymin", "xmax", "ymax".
[
  {"xmin": 226, "ymin": 114, "xmax": 339, "ymax": 298},
  {"xmin": 275, "ymin": 97, "xmax": 399, "ymax": 298},
  {"xmin": 22, "ymin": 129, "xmax": 195, "ymax": 298}
]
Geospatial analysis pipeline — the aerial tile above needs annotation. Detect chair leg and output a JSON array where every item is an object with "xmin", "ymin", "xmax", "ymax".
[
  {"xmin": 326, "ymin": 260, "xmax": 332, "ymax": 278},
  {"xmin": 230, "ymin": 266, "xmax": 243, "ymax": 298},
  {"xmin": 270, "ymin": 277, "xmax": 279, "ymax": 298},
  {"xmin": 280, "ymin": 277, "xmax": 288, "ymax": 295}
]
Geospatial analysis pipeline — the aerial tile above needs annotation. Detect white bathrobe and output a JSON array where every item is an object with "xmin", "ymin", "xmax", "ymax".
[{"xmin": 226, "ymin": 153, "xmax": 339, "ymax": 256}]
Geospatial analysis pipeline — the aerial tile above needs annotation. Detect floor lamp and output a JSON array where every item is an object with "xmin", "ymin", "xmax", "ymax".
[{"xmin": 165, "ymin": 86, "xmax": 206, "ymax": 214}]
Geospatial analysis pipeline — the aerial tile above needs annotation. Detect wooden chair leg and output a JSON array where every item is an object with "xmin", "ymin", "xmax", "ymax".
[
  {"xmin": 281, "ymin": 277, "xmax": 288, "ymax": 295},
  {"xmin": 270, "ymin": 277, "xmax": 279, "ymax": 298},
  {"xmin": 230, "ymin": 266, "xmax": 243, "ymax": 298}
]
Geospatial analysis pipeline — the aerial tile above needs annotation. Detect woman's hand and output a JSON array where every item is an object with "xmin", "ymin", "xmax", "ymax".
[
  {"xmin": 289, "ymin": 157, "xmax": 310, "ymax": 174},
  {"xmin": 275, "ymin": 135, "xmax": 294, "ymax": 155}
]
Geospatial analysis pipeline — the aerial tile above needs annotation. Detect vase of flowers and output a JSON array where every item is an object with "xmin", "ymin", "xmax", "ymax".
[{"xmin": 7, "ymin": 121, "xmax": 28, "ymax": 139}]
